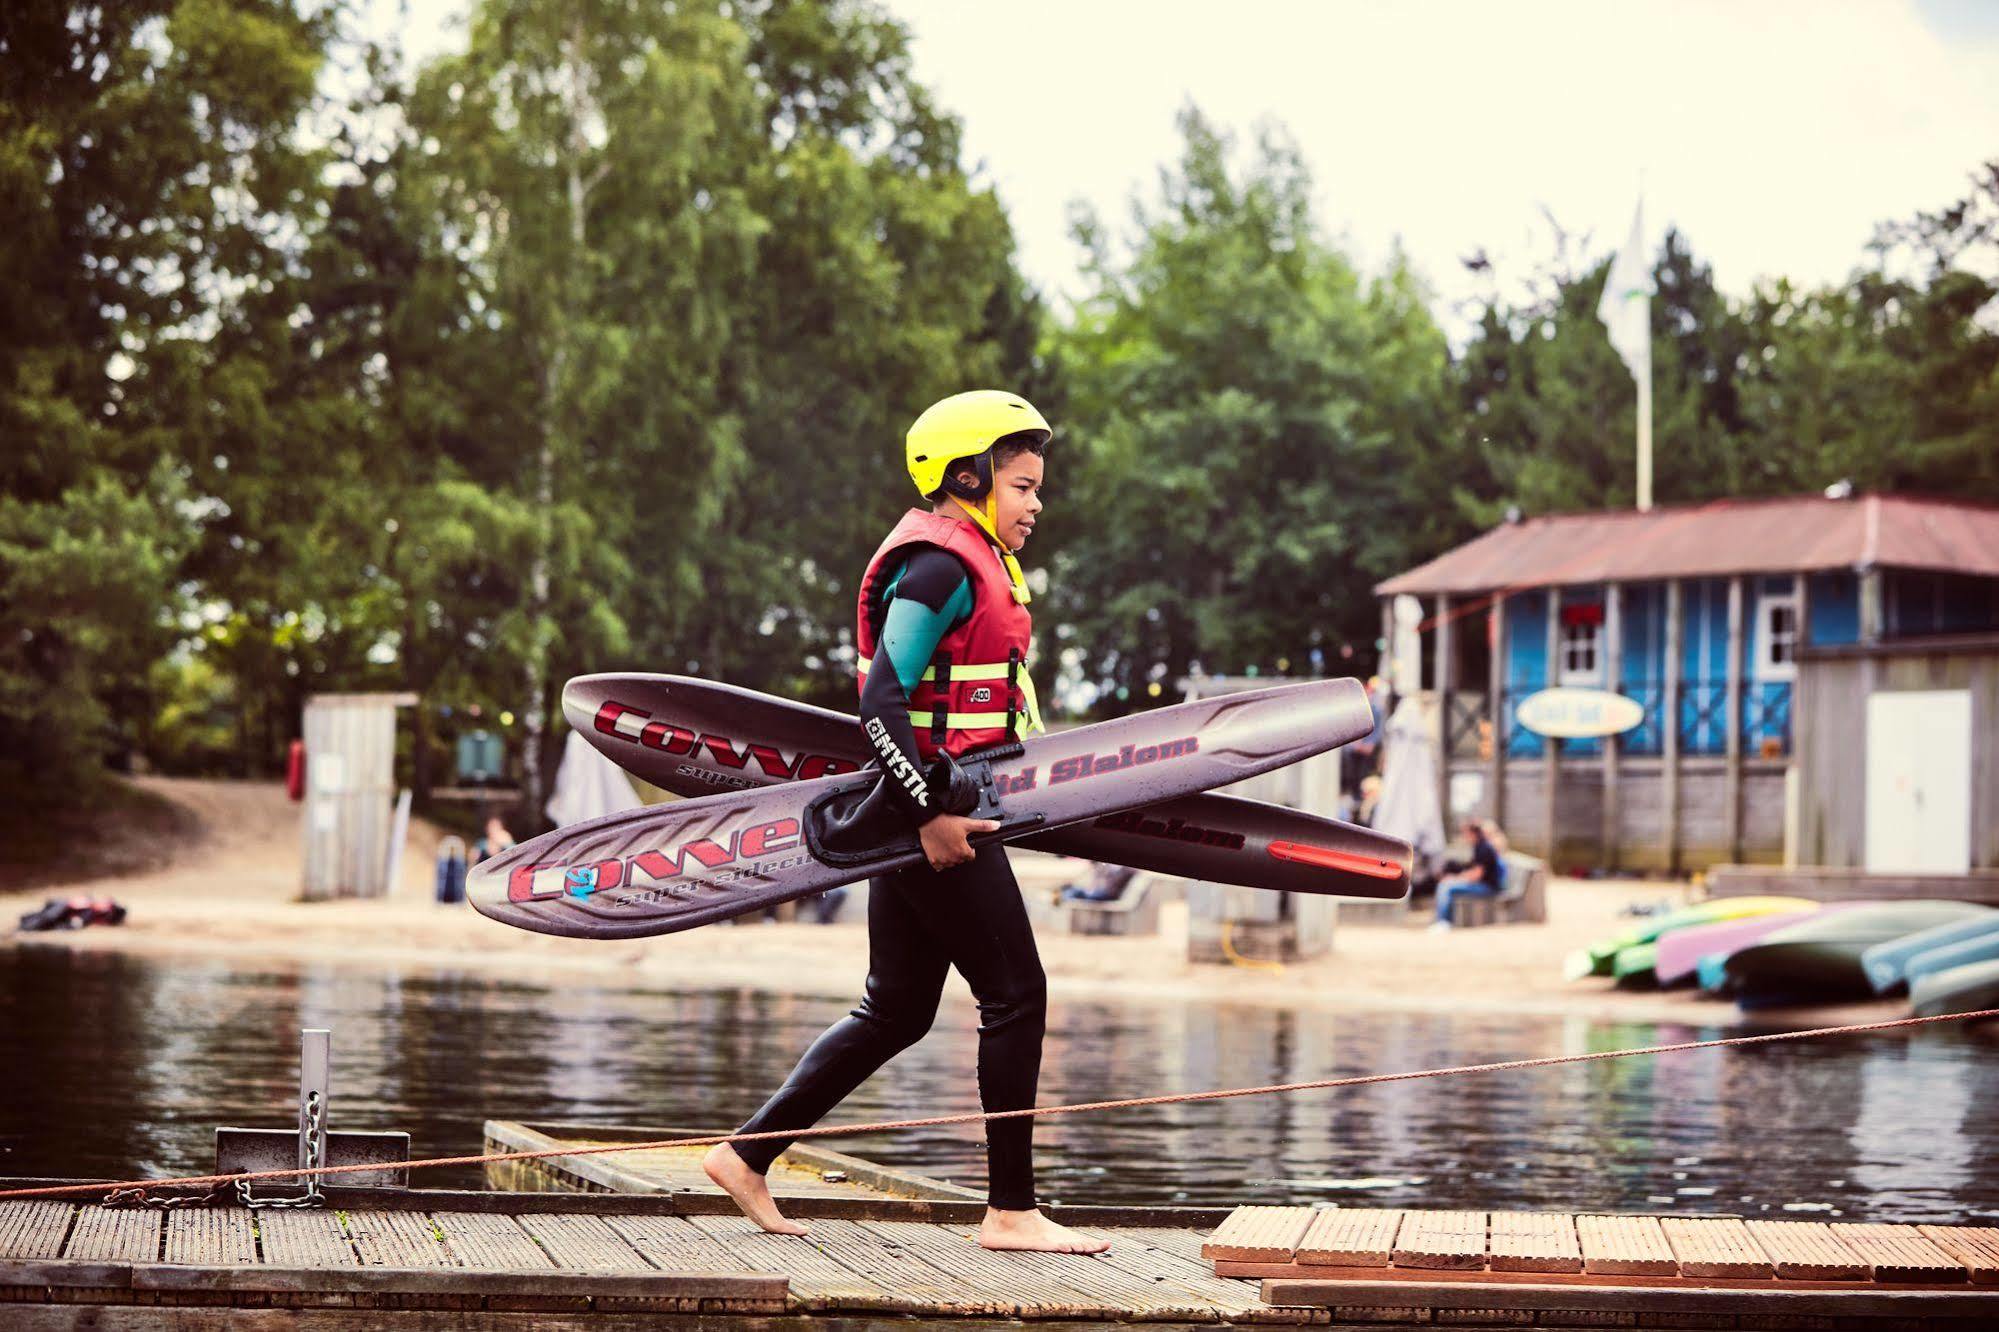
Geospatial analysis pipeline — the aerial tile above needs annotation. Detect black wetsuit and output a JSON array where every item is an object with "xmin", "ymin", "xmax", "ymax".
[{"xmin": 730, "ymin": 544, "xmax": 1047, "ymax": 1211}]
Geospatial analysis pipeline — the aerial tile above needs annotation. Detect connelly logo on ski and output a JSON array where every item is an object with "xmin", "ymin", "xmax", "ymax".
[
  {"xmin": 1049, "ymin": 738, "xmax": 1197, "ymax": 785},
  {"xmin": 593, "ymin": 701, "xmax": 859, "ymax": 783},
  {"xmin": 507, "ymin": 817, "xmax": 805, "ymax": 904}
]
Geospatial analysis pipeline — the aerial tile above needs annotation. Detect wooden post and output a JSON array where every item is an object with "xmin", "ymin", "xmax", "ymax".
[
  {"xmin": 1435, "ymin": 593, "xmax": 1454, "ymax": 825},
  {"xmin": 1602, "ymin": 582, "xmax": 1622, "ymax": 872},
  {"xmin": 1544, "ymin": 586, "xmax": 1561, "ymax": 863},
  {"xmin": 1725, "ymin": 575, "xmax": 1745, "ymax": 865},
  {"xmin": 1663, "ymin": 579, "xmax": 1683, "ymax": 876},
  {"xmin": 1858, "ymin": 568, "xmax": 1884, "ymax": 644},
  {"xmin": 1488, "ymin": 593, "xmax": 1507, "ymax": 830}
]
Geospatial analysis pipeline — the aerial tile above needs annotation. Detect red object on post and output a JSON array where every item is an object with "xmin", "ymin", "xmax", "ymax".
[{"xmin": 285, "ymin": 739, "xmax": 307, "ymax": 802}]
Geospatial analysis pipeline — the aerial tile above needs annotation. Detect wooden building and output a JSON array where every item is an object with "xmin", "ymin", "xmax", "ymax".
[{"xmin": 1374, "ymin": 493, "xmax": 1999, "ymax": 874}]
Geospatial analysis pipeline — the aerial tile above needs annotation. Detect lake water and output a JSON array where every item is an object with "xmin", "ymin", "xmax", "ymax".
[{"xmin": 4, "ymin": 946, "xmax": 1994, "ymax": 1222}]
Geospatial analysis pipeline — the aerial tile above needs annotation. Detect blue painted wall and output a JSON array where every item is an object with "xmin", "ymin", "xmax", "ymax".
[{"xmin": 1489, "ymin": 568, "xmax": 1991, "ymax": 760}]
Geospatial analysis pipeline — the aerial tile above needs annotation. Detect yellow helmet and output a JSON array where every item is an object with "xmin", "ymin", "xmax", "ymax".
[{"xmin": 905, "ymin": 390, "xmax": 1051, "ymax": 500}]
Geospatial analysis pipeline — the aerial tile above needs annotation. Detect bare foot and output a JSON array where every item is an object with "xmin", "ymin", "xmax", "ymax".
[
  {"xmin": 978, "ymin": 1207, "xmax": 1110, "ymax": 1253},
  {"xmin": 703, "ymin": 1143, "xmax": 808, "ymax": 1236}
]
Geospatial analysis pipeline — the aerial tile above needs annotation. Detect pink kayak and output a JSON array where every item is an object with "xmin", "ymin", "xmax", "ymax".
[{"xmin": 1653, "ymin": 909, "xmax": 1824, "ymax": 986}]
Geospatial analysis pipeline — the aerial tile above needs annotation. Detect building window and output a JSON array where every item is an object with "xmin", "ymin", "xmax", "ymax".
[
  {"xmin": 1559, "ymin": 619, "xmax": 1602, "ymax": 685},
  {"xmin": 1757, "ymin": 593, "xmax": 1799, "ymax": 681}
]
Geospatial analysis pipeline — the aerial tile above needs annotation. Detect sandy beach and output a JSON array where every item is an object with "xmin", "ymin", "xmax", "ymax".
[{"xmin": 2, "ymin": 777, "xmax": 1898, "ymax": 1029}]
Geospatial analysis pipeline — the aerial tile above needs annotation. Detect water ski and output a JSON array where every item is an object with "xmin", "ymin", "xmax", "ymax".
[
  {"xmin": 470, "ymin": 678, "xmax": 1394, "ymax": 940},
  {"xmin": 564, "ymin": 671, "xmax": 1412, "ymax": 902}
]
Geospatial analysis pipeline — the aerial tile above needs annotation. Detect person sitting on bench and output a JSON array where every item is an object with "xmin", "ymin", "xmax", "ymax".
[
  {"xmin": 1059, "ymin": 861, "xmax": 1137, "ymax": 905},
  {"xmin": 1429, "ymin": 818, "xmax": 1504, "ymax": 931}
]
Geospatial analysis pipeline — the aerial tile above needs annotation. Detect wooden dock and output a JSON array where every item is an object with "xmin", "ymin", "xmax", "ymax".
[
  {"xmin": 4, "ymin": 1185, "xmax": 1997, "ymax": 1328},
  {"xmin": 481, "ymin": 1118, "xmax": 986, "ymax": 1201}
]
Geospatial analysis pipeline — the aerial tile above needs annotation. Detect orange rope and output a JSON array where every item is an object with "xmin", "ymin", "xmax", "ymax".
[{"xmin": 3, "ymin": 1006, "xmax": 1992, "ymax": 1204}]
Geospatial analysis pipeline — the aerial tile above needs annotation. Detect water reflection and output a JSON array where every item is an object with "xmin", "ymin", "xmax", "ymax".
[{"xmin": 2, "ymin": 947, "xmax": 1992, "ymax": 1221}]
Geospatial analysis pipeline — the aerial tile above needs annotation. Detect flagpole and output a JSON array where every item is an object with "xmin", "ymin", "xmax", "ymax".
[{"xmin": 1637, "ymin": 355, "xmax": 1653, "ymax": 512}]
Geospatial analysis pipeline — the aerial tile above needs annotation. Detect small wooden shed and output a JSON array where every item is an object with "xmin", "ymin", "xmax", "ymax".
[{"xmin": 301, "ymin": 692, "xmax": 416, "ymax": 900}]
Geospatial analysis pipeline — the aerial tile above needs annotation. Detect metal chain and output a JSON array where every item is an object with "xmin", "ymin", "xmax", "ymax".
[{"xmin": 106, "ymin": 1092, "xmax": 328, "ymax": 1211}]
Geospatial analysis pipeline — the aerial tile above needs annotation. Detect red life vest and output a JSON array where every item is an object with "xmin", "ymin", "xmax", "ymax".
[{"xmin": 855, "ymin": 508, "xmax": 1035, "ymax": 760}]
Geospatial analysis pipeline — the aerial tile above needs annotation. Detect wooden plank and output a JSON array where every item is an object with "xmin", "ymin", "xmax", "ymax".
[
  {"xmin": 1725, "ymin": 573, "xmax": 1744, "ymax": 861},
  {"xmin": 1576, "ymin": 1213, "xmax": 1675, "ymax": 1277},
  {"xmin": 786, "ymin": 1217, "xmax": 973, "ymax": 1312},
  {"xmin": 430, "ymin": 1211, "xmax": 548, "ymax": 1271},
  {"xmin": 1919, "ymin": 1224, "xmax": 1999, "ymax": 1284},
  {"xmin": 1743, "ymin": 1219, "xmax": 1866, "ymax": 1280},
  {"xmin": 603, "ymin": 1212, "xmax": 750, "ymax": 1274},
  {"xmin": 1659, "ymin": 1215, "xmax": 1773, "ymax": 1279},
  {"xmin": 1202, "ymin": 1205, "xmax": 1314, "ymax": 1263},
  {"xmin": 1295, "ymin": 1208, "xmax": 1401, "ymax": 1267},
  {"xmin": 938, "ymin": 1221, "xmax": 1225, "ymax": 1322},
  {"xmin": 162, "ymin": 1207, "xmax": 257, "ymax": 1266},
  {"xmin": 345, "ymin": 1208, "xmax": 454, "ymax": 1267},
  {"xmin": 255, "ymin": 1208, "xmax": 358, "ymax": 1267},
  {"xmin": 1391, "ymin": 1210, "xmax": 1486, "ymax": 1271},
  {"xmin": 1123, "ymin": 1223, "xmax": 1213, "ymax": 1265},
  {"xmin": 61, "ymin": 1207, "xmax": 159, "ymax": 1262},
  {"xmin": 1664, "ymin": 578, "xmax": 1682, "ymax": 873},
  {"xmin": 0, "ymin": 1201, "xmax": 74, "ymax": 1259},
  {"xmin": 1603, "ymin": 581, "xmax": 1621, "ymax": 870},
  {"xmin": 1488, "ymin": 1211, "xmax": 1581, "ymax": 1274},
  {"xmin": 1830, "ymin": 1221, "xmax": 1967, "ymax": 1283},
  {"xmin": 1545, "ymin": 585, "xmax": 1561, "ymax": 861},
  {"xmin": 691, "ymin": 1212, "xmax": 902, "ymax": 1309},
  {"xmin": 1081, "ymin": 1226, "xmax": 1273, "ymax": 1321},
  {"xmin": 1436, "ymin": 592, "xmax": 1454, "ymax": 829},
  {"xmin": 515, "ymin": 1211, "xmax": 656, "ymax": 1272},
  {"xmin": 853, "ymin": 1217, "xmax": 1116, "ymax": 1318},
  {"xmin": 1260, "ymin": 1276, "xmax": 1999, "ymax": 1320}
]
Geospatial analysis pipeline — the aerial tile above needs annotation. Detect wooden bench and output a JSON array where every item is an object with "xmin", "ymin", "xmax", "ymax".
[
  {"xmin": 1450, "ymin": 852, "xmax": 1548, "ymax": 927},
  {"xmin": 1062, "ymin": 874, "xmax": 1162, "ymax": 936}
]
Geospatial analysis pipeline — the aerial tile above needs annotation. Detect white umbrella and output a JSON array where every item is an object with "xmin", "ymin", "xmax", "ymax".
[
  {"xmin": 1372, "ymin": 695, "xmax": 1446, "ymax": 873},
  {"xmin": 545, "ymin": 728, "xmax": 645, "ymax": 828}
]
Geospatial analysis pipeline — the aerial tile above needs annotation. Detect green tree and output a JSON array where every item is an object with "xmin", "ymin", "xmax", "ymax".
[
  {"xmin": 1047, "ymin": 108, "xmax": 1457, "ymax": 709},
  {"xmin": 0, "ymin": 0, "xmax": 328, "ymax": 780}
]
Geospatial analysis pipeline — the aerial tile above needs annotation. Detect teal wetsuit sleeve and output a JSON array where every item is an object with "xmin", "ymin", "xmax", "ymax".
[{"xmin": 877, "ymin": 579, "xmax": 975, "ymax": 691}]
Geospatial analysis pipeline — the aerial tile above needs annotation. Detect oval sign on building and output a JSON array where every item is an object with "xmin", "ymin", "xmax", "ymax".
[{"xmin": 1515, "ymin": 687, "xmax": 1645, "ymax": 739}]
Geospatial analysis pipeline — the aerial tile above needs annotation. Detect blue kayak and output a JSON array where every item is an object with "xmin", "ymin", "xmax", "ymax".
[
  {"xmin": 1903, "ymin": 920, "xmax": 1999, "ymax": 989},
  {"xmin": 1859, "ymin": 909, "xmax": 1999, "ymax": 994},
  {"xmin": 1911, "ymin": 957, "xmax": 1999, "ymax": 1020}
]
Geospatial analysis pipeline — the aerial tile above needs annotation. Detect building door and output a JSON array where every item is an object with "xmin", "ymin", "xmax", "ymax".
[{"xmin": 1864, "ymin": 690, "xmax": 1972, "ymax": 873}]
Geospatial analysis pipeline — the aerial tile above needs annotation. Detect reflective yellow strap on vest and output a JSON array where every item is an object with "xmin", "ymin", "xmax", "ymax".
[
  {"xmin": 856, "ymin": 658, "xmax": 1043, "ymax": 738},
  {"xmin": 856, "ymin": 656, "xmax": 1013, "ymax": 684},
  {"xmin": 906, "ymin": 709, "xmax": 1016, "ymax": 730}
]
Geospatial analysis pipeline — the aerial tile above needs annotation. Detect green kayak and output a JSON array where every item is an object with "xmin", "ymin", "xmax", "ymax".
[
  {"xmin": 1724, "ymin": 901, "xmax": 1994, "ymax": 1002},
  {"xmin": 1611, "ymin": 942, "xmax": 1661, "ymax": 989},
  {"xmin": 1565, "ymin": 896, "xmax": 1816, "ymax": 982}
]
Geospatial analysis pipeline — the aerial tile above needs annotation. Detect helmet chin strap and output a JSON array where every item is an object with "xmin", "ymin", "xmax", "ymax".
[{"xmin": 951, "ymin": 493, "xmax": 1032, "ymax": 605}]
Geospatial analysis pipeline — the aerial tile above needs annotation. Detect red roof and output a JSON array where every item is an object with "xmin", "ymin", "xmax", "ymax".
[{"xmin": 1374, "ymin": 494, "xmax": 1999, "ymax": 597}]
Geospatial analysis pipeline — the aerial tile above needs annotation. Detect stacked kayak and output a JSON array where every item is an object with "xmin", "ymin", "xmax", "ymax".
[
  {"xmin": 1911, "ymin": 957, "xmax": 1999, "ymax": 1019},
  {"xmin": 1653, "ymin": 909, "xmax": 1820, "ymax": 988},
  {"xmin": 1565, "ymin": 896, "xmax": 1815, "ymax": 983},
  {"xmin": 1903, "ymin": 918, "xmax": 1999, "ymax": 989},
  {"xmin": 1860, "ymin": 908, "xmax": 1999, "ymax": 994},
  {"xmin": 1722, "ymin": 901, "xmax": 1994, "ymax": 1006}
]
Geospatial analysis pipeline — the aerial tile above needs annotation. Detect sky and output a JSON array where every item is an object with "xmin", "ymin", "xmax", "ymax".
[{"xmin": 376, "ymin": 0, "xmax": 1999, "ymax": 336}]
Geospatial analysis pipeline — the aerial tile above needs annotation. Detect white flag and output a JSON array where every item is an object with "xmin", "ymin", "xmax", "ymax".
[{"xmin": 1596, "ymin": 198, "xmax": 1651, "ymax": 380}]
